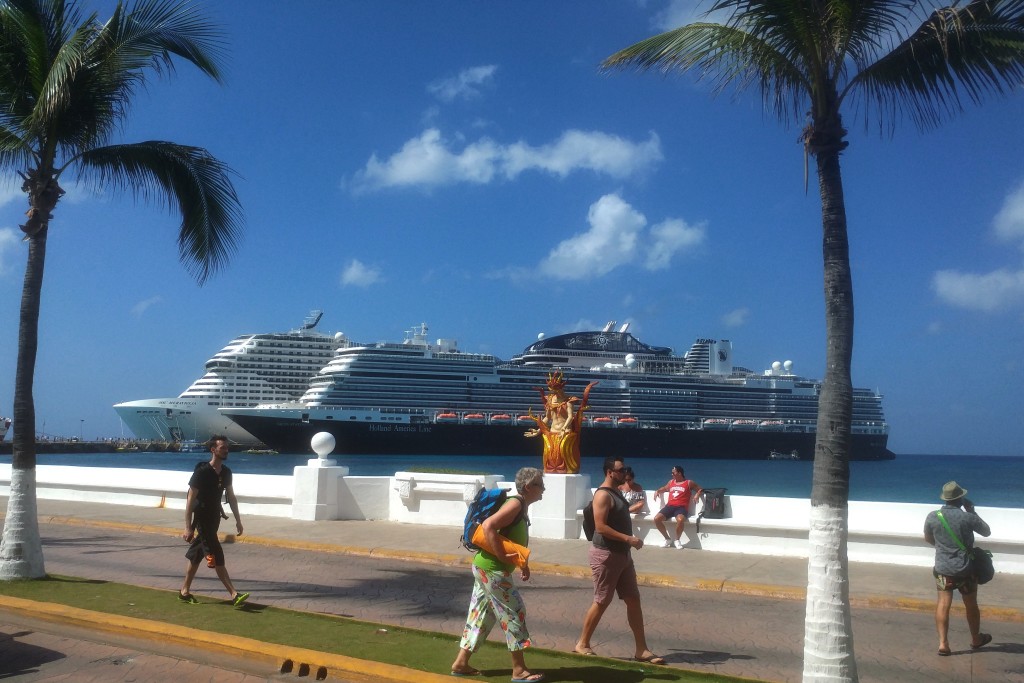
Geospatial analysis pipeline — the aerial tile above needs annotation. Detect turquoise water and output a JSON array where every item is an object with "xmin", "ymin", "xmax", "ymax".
[{"xmin": 3, "ymin": 452, "xmax": 1021, "ymax": 508}]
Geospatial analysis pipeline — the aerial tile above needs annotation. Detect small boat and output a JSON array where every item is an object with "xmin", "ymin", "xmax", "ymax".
[
  {"xmin": 702, "ymin": 418, "xmax": 731, "ymax": 430},
  {"xmin": 435, "ymin": 412, "xmax": 459, "ymax": 423},
  {"xmin": 245, "ymin": 448, "xmax": 279, "ymax": 455},
  {"xmin": 490, "ymin": 413, "xmax": 512, "ymax": 424},
  {"xmin": 768, "ymin": 449, "xmax": 800, "ymax": 460},
  {"xmin": 758, "ymin": 420, "xmax": 785, "ymax": 431},
  {"xmin": 516, "ymin": 415, "xmax": 536, "ymax": 424},
  {"xmin": 177, "ymin": 439, "xmax": 207, "ymax": 453},
  {"xmin": 731, "ymin": 419, "xmax": 759, "ymax": 430},
  {"xmin": 463, "ymin": 413, "xmax": 485, "ymax": 423},
  {"xmin": 617, "ymin": 416, "xmax": 638, "ymax": 426},
  {"xmin": 592, "ymin": 416, "xmax": 613, "ymax": 426}
]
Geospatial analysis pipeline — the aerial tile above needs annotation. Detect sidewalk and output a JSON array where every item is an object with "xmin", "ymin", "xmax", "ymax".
[{"xmin": 4, "ymin": 497, "xmax": 1023, "ymax": 683}]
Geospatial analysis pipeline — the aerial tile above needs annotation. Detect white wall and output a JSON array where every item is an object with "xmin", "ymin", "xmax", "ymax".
[{"xmin": 2, "ymin": 464, "xmax": 1021, "ymax": 573}]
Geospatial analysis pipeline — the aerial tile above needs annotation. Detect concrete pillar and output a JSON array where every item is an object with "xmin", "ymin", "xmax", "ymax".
[
  {"xmin": 528, "ymin": 473, "xmax": 591, "ymax": 539},
  {"xmin": 292, "ymin": 457, "xmax": 349, "ymax": 521}
]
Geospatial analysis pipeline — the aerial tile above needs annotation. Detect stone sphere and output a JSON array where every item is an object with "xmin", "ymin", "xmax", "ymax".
[{"xmin": 311, "ymin": 432, "xmax": 337, "ymax": 458}]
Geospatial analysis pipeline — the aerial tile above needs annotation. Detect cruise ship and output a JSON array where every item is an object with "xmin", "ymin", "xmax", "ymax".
[
  {"xmin": 113, "ymin": 312, "xmax": 350, "ymax": 446},
  {"xmin": 222, "ymin": 322, "xmax": 893, "ymax": 460}
]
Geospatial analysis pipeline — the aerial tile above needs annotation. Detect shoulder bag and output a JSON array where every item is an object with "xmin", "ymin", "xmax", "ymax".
[{"xmin": 936, "ymin": 510, "xmax": 994, "ymax": 584}]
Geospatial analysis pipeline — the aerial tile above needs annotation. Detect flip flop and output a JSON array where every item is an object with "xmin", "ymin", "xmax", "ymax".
[
  {"xmin": 971, "ymin": 633, "xmax": 992, "ymax": 650},
  {"xmin": 633, "ymin": 653, "xmax": 667, "ymax": 665},
  {"xmin": 510, "ymin": 674, "xmax": 544, "ymax": 683},
  {"xmin": 573, "ymin": 646, "xmax": 596, "ymax": 656},
  {"xmin": 937, "ymin": 647, "xmax": 951, "ymax": 656},
  {"xmin": 450, "ymin": 668, "xmax": 481, "ymax": 677}
]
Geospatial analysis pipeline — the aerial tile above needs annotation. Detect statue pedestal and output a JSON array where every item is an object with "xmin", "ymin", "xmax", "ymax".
[
  {"xmin": 528, "ymin": 473, "xmax": 591, "ymax": 539},
  {"xmin": 292, "ymin": 458, "xmax": 349, "ymax": 521}
]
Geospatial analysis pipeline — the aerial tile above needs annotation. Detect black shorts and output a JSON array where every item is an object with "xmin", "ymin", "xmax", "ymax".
[{"xmin": 186, "ymin": 514, "xmax": 224, "ymax": 567}]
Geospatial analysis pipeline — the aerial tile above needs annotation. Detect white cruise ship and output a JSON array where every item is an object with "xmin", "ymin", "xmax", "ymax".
[
  {"xmin": 223, "ymin": 321, "xmax": 892, "ymax": 460},
  {"xmin": 113, "ymin": 311, "xmax": 350, "ymax": 446}
]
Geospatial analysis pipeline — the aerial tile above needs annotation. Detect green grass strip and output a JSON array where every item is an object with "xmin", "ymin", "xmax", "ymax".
[{"xmin": 0, "ymin": 575, "xmax": 752, "ymax": 682}]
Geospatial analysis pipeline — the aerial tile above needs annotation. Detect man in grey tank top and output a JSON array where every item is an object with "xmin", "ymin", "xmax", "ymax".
[{"xmin": 574, "ymin": 457, "xmax": 666, "ymax": 665}]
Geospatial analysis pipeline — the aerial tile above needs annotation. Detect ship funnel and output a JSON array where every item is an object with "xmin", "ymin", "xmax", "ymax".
[
  {"xmin": 619, "ymin": 322, "xmax": 629, "ymax": 333},
  {"xmin": 603, "ymin": 321, "xmax": 616, "ymax": 332}
]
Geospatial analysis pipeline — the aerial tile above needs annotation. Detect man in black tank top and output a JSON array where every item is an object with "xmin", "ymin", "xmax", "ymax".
[{"xmin": 574, "ymin": 457, "xmax": 666, "ymax": 665}]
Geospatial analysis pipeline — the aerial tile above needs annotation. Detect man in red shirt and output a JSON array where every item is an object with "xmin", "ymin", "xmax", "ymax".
[{"xmin": 653, "ymin": 466, "xmax": 701, "ymax": 549}]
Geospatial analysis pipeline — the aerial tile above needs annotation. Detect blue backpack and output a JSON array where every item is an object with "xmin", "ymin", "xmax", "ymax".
[{"xmin": 461, "ymin": 487, "xmax": 511, "ymax": 551}]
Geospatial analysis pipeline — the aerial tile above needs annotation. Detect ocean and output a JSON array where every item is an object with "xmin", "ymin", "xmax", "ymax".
[{"xmin": 3, "ymin": 452, "xmax": 1021, "ymax": 509}]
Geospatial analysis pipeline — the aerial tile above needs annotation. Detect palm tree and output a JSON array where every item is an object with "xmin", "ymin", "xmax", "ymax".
[
  {"xmin": 0, "ymin": 0, "xmax": 242, "ymax": 580},
  {"xmin": 603, "ymin": 1, "xmax": 1024, "ymax": 680}
]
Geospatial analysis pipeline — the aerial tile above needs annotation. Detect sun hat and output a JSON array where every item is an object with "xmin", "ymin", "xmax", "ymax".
[{"xmin": 940, "ymin": 481, "xmax": 967, "ymax": 501}]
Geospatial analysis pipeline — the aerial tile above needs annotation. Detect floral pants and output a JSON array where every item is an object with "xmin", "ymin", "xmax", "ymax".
[{"xmin": 459, "ymin": 565, "xmax": 532, "ymax": 652}]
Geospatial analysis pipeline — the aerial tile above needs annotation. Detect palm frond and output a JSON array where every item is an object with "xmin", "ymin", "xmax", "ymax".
[
  {"xmin": 850, "ymin": 0, "xmax": 1024, "ymax": 130},
  {"xmin": 76, "ymin": 140, "xmax": 243, "ymax": 284},
  {"xmin": 603, "ymin": 22, "xmax": 810, "ymax": 125}
]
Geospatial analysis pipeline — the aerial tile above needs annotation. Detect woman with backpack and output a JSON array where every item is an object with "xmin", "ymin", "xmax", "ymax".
[{"xmin": 450, "ymin": 467, "xmax": 546, "ymax": 682}]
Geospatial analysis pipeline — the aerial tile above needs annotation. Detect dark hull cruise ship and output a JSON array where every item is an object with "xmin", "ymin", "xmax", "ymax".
[{"xmin": 222, "ymin": 322, "xmax": 893, "ymax": 460}]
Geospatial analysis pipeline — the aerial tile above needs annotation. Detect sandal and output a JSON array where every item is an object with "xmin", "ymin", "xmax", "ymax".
[
  {"xmin": 633, "ymin": 652, "xmax": 667, "ymax": 665},
  {"xmin": 573, "ymin": 645, "xmax": 596, "ymax": 656},
  {"xmin": 971, "ymin": 633, "xmax": 992, "ymax": 650},
  {"xmin": 450, "ymin": 667, "xmax": 481, "ymax": 677},
  {"xmin": 937, "ymin": 647, "xmax": 951, "ymax": 656},
  {"xmin": 511, "ymin": 674, "xmax": 544, "ymax": 683}
]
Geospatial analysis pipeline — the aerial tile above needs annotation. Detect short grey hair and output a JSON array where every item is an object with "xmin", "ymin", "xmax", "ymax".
[{"xmin": 515, "ymin": 467, "xmax": 543, "ymax": 493}]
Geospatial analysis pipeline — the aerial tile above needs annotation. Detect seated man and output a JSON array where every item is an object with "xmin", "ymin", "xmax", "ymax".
[{"xmin": 653, "ymin": 466, "xmax": 701, "ymax": 549}]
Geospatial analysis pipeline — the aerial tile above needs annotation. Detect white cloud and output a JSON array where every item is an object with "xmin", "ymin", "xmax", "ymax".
[
  {"xmin": 503, "ymin": 130, "xmax": 663, "ymax": 180},
  {"xmin": 652, "ymin": 0, "xmax": 727, "ymax": 31},
  {"xmin": 932, "ymin": 268, "xmax": 1024, "ymax": 312},
  {"xmin": 993, "ymin": 179, "xmax": 1024, "ymax": 245},
  {"xmin": 644, "ymin": 218, "xmax": 706, "ymax": 270},
  {"xmin": 131, "ymin": 296, "xmax": 162, "ymax": 317},
  {"xmin": 427, "ymin": 65, "xmax": 498, "ymax": 102},
  {"xmin": 932, "ymin": 180, "xmax": 1024, "ymax": 313},
  {"xmin": 0, "ymin": 176, "xmax": 22, "ymax": 208},
  {"xmin": 349, "ymin": 128, "xmax": 662, "ymax": 193},
  {"xmin": 0, "ymin": 227, "xmax": 20, "ymax": 276},
  {"xmin": 538, "ymin": 193, "xmax": 705, "ymax": 281},
  {"xmin": 540, "ymin": 194, "xmax": 645, "ymax": 279},
  {"xmin": 341, "ymin": 259, "xmax": 383, "ymax": 287},
  {"xmin": 721, "ymin": 307, "xmax": 750, "ymax": 328}
]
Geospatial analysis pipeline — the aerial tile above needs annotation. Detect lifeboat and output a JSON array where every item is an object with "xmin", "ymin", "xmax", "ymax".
[
  {"xmin": 592, "ymin": 416, "xmax": 614, "ymax": 427},
  {"xmin": 702, "ymin": 418, "xmax": 731, "ymax": 430},
  {"xmin": 758, "ymin": 420, "xmax": 785, "ymax": 431},
  {"xmin": 463, "ymin": 413, "xmax": 485, "ymax": 423},
  {"xmin": 490, "ymin": 413, "xmax": 512, "ymax": 424},
  {"xmin": 517, "ymin": 415, "xmax": 536, "ymax": 424},
  {"xmin": 618, "ymin": 416, "xmax": 638, "ymax": 426},
  {"xmin": 435, "ymin": 412, "xmax": 459, "ymax": 423},
  {"xmin": 731, "ymin": 419, "xmax": 759, "ymax": 431}
]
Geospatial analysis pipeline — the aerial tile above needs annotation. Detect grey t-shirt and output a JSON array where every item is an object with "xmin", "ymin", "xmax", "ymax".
[{"xmin": 924, "ymin": 504, "xmax": 991, "ymax": 577}]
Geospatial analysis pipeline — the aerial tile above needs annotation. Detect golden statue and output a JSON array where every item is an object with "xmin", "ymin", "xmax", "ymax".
[{"xmin": 523, "ymin": 371, "xmax": 598, "ymax": 474}]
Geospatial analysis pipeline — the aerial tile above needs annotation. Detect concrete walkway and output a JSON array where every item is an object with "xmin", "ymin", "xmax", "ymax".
[{"xmin": 2, "ymin": 497, "xmax": 1022, "ymax": 682}]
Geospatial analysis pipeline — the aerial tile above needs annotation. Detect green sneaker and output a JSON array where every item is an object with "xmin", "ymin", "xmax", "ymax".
[
  {"xmin": 231, "ymin": 592, "xmax": 250, "ymax": 608},
  {"xmin": 177, "ymin": 592, "xmax": 199, "ymax": 604}
]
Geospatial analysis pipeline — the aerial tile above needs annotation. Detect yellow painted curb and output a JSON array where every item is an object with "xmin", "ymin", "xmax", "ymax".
[{"xmin": 3, "ymin": 595, "xmax": 454, "ymax": 683}]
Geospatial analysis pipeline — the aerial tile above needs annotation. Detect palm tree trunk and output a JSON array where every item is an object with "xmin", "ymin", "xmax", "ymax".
[
  {"xmin": 802, "ymin": 142, "xmax": 857, "ymax": 682},
  {"xmin": 0, "ymin": 228, "xmax": 48, "ymax": 579}
]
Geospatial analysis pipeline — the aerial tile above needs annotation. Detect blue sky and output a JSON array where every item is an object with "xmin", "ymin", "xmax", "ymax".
[{"xmin": 1, "ymin": 1, "xmax": 1023, "ymax": 456}]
